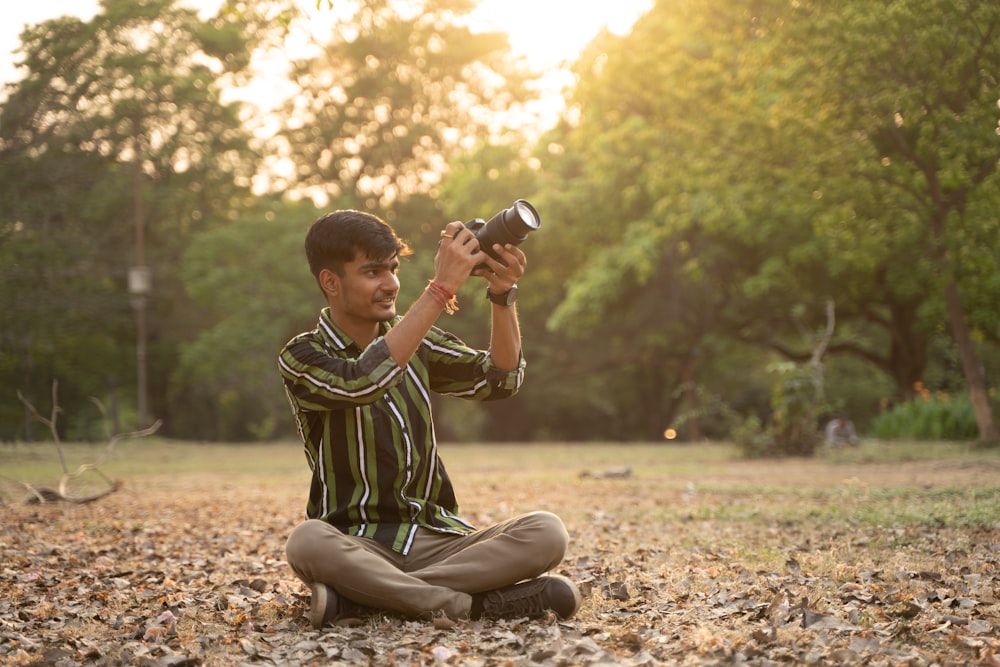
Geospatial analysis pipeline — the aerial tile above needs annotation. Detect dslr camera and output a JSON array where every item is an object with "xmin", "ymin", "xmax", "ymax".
[{"xmin": 464, "ymin": 199, "xmax": 541, "ymax": 263}]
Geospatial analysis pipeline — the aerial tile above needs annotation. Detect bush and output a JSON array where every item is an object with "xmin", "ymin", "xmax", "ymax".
[
  {"xmin": 729, "ymin": 362, "xmax": 823, "ymax": 459},
  {"xmin": 731, "ymin": 415, "xmax": 777, "ymax": 459},
  {"xmin": 872, "ymin": 389, "xmax": 978, "ymax": 441}
]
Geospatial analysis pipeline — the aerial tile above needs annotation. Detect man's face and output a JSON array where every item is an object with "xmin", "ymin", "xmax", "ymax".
[{"xmin": 330, "ymin": 252, "xmax": 401, "ymax": 325}]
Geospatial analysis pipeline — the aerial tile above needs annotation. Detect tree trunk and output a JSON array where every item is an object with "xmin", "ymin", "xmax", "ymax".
[
  {"xmin": 943, "ymin": 280, "xmax": 999, "ymax": 442},
  {"xmin": 886, "ymin": 308, "xmax": 928, "ymax": 401}
]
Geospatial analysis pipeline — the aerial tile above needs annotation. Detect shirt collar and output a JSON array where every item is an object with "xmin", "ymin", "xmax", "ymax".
[{"xmin": 317, "ymin": 307, "xmax": 395, "ymax": 352}]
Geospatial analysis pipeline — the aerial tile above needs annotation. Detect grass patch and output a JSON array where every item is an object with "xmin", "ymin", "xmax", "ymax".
[
  {"xmin": 0, "ymin": 439, "xmax": 307, "ymax": 485},
  {"xmin": 3, "ymin": 439, "xmax": 998, "ymax": 529},
  {"xmin": 823, "ymin": 438, "xmax": 999, "ymax": 463}
]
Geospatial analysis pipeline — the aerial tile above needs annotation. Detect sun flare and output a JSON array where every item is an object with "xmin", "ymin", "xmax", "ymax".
[
  {"xmin": 469, "ymin": 0, "xmax": 654, "ymax": 69},
  {"xmin": 2, "ymin": 0, "xmax": 653, "ymax": 94}
]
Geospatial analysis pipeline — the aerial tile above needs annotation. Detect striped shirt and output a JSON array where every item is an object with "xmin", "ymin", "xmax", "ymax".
[{"xmin": 278, "ymin": 307, "xmax": 525, "ymax": 554}]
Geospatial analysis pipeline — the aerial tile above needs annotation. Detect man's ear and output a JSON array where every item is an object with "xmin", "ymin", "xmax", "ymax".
[{"xmin": 318, "ymin": 268, "xmax": 340, "ymax": 298}]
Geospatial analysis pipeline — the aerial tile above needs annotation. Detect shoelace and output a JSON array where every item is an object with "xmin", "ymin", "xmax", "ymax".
[{"xmin": 483, "ymin": 581, "xmax": 548, "ymax": 617}]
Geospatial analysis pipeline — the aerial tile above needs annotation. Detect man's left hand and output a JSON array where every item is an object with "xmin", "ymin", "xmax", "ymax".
[{"xmin": 474, "ymin": 243, "xmax": 526, "ymax": 293}]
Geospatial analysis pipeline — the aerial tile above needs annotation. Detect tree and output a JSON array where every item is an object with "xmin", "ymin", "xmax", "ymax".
[
  {"xmin": 531, "ymin": 0, "xmax": 820, "ymax": 441},
  {"xmin": 176, "ymin": 199, "xmax": 319, "ymax": 441},
  {"xmin": 790, "ymin": 0, "xmax": 1000, "ymax": 441},
  {"xmin": 277, "ymin": 0, "xmax": 537, "ymax": 218},
  {"xmin": 0, "ymin": 0, "xmax": 281, "ymax": 438},
  {"xmin": 532, "ymin": 0, "xmax": 1000, "ymax": 444}
]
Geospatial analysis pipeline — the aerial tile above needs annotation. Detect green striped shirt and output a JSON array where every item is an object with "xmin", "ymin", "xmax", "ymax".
[{"xmin": 278, "ymin": 307, "xmax": 525, "ymax": 554}]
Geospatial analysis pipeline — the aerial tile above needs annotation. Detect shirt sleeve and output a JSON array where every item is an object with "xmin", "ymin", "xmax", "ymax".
[
  {"xmin": 278, "ymin": 334, "xmax": 404, "ymax": 412},
  {"xmin": 422, "ymin": 326, "xmax": 525, "ymax": 401}
]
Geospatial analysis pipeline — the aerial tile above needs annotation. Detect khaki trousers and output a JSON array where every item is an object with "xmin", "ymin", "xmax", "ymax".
[{"xmin": 285, "ymin": 511, "xmax": 569, "ymax": 620}]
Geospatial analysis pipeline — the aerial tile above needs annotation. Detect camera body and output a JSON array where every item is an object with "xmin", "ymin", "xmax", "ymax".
[{"xmin": 464, "ymin": 199, "xmax": 541, "ymax": 262}]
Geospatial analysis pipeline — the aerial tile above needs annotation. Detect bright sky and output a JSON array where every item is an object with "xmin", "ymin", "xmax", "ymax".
[{"xmin": 0, "ymin": 0, "xmax": 653, "ymax": 94}]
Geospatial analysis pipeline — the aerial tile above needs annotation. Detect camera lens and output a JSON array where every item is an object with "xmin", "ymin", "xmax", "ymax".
[
  {"xmin": 508, "ymin": 200, "xmax": 540, "ymax": 233},
  {"xmin": 465, "ymin": 199, "xmax": 541, "ymax": 267}
]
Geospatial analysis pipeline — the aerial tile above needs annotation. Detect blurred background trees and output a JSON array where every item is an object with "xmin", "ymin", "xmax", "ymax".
[
  {"xmin": 1, "ymin": 0, "xmax": 997, "ymax": 452},
  {"xmin": 0, "ymin": 0, "xmax": 280, "ymax": 439}
]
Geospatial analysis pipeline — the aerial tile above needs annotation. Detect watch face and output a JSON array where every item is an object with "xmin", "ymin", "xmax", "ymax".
[{"xmin": 490, "ymin": 285, "xmax": 517, "ymax": 305}]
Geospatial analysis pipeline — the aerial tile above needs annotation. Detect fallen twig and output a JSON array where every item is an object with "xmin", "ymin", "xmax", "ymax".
[{"xmin": 13, "ymin": 380, "xmax": 161, "ymax": 504}]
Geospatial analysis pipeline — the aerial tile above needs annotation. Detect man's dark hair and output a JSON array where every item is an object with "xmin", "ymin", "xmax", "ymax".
[{"xmin": 305, "ymin": 210, "xmax": 413, "ymax": 279}]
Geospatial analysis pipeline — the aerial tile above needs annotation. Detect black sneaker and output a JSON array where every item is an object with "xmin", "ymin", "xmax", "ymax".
[
  {"xmin": 308, "ymin": 583, "xmax": 368, "ymax": 629},
  {"xmin": 474, "ymin": 575, "xmax": 582, "ymax": 621}
]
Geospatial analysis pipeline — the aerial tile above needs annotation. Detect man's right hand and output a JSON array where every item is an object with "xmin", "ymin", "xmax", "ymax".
[
  {"xmin": 384, "ymin": 222, "xmax": 482, "ymax": 368},
  {"xmin": 433, "ymin": 221, "xmax": 482, "ymax": 294}
]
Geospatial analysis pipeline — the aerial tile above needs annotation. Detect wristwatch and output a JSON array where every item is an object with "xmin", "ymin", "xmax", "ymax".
[{"xmin": 486, "ymin": 284, "xmax": 517, "ymax": 306}]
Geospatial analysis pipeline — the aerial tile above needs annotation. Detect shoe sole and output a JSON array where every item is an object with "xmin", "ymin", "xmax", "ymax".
[
  {"xmin": 308, "ymin": 583, "xmax": 329, "ymax": 629},
  {"xmin": 549, "ymin": 575, "xmax": 583, "ymax": 619}
]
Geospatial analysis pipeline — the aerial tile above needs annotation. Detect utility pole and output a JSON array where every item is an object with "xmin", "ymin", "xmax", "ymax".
[{"xmin": 128, "ymin": 117, "xmax": 150, "ymax": 428}]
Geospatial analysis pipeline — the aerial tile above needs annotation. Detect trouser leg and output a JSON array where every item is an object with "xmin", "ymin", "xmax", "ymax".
[
  {"xmin": 285, "ymin": 519, "xmax": 473, "ymax": 619},
  {"xmin": 284, "ymin": 511, "xmax": 569, "ymax": 619},
  {"xmin": 404, "ymin": 511, "xmax": 569, "ymax": 593}
]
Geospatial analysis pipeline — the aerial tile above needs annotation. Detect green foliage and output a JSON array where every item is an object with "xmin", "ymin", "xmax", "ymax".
[
  {"xmin": 872, "ymin": 391, "xmax": 982, "ymax": 441},
  {"xmin": 3, "ymin": 0, "xmax": 999, "ymax": 444},
  {"xmin": 820, "ymin": 354, "xmax": 896, "ymax": 432},
  {"xmin": 524, "ymin": 0, "xmax": 838, "ymax": 443},
  {"xmin": 730, "ymin": 416, "xmax": 777, "ymax": 460},
  {"xmin": 765, "ymin": 362, "xmax": 824, "ymax": 456},
  {"xmin": 277, "ymin": 0, "xmax": 535, "ymax": 209},
  {"xmin": 509, "ymin": 0, "xmax": 999, "ymax": 443},
  {"xmin": 727, "ymin": 362, "xmax": 823, "ymax": 458},
  {"xmin": 0, "ymin": 0, "xmax": 274, "ymax": 439},
  {"xmin": 175, "ymin": 200, "xmax": 320, "ymax": 441}
]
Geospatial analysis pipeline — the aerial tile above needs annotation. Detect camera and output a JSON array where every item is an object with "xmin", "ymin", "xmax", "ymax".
[{"xmin": 464, "ymin": 199, "xmax": 541, "ymax": 262}]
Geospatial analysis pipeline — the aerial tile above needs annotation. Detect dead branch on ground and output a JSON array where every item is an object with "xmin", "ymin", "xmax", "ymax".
[{"xmin": 9, "ymin": 379, "xmax": 161, "ymax": 504}]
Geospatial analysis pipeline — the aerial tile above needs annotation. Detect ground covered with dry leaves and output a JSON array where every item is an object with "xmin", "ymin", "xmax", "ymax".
[{"xmin": 2, "ymin": 441, "xmax": 999, "ymax": 666}]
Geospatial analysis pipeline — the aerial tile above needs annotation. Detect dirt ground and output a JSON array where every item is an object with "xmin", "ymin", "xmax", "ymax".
[{"xmin": 1, "ymin": 443, "xmax": 998, "ymax": 666}]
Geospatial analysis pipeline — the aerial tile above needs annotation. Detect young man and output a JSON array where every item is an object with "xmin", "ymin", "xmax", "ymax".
[{"xmin": 277, "ymin": 210, "xmax": 580, "ymax": 628}]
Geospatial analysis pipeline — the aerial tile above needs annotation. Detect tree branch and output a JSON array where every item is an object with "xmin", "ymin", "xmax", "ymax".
[{"xmin": 12, "ymin": 380, "xmax": 161, "ymax": 504}]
